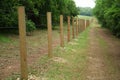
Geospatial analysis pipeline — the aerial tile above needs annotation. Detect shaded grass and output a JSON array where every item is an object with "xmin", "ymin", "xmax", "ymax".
[{"xmin": 0, "ymin": 34, "xmax": 11, "ymax": 43}]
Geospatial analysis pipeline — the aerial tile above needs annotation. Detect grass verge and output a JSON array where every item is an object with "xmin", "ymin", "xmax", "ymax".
[{"xmin": 29, "ymin": 27, "xmax": 90, "ymax": 80}]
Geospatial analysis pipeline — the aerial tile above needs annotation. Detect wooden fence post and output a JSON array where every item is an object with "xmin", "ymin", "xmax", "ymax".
[
  {"xmin": 78, "ymin": 19, "xmax": 80, "ymax": 33},
  {"xmin": 76, "ymin": 18, "xmax": 78, "ymax": 36},
  {"xmin": 60, "ymin": 15, "xmax": 64, "ymax": 47},
  {"xmin": 18, "ymin": 6, "xmax": 28, "ymax": 80},
  {"xmin": 72, "ymin": 17, "xmax": 75, "ymax": 39},
  {"xmin": 78, "ymin": 19, "xmax": 79, "ymax": 33},
  {"xmin": 67, "ymin": 16, "xmax": 70, "ymax": 42},
  {"xmin": 47, "ymin": 12, "xmax": 52, "ymax": 57},
  {"xmin": 85, "ymin": 19, "xmax": 86, "ymax": 29},
  {"xmin": 75, "ymin": 18, "xmax": 77, "ymax": 36},
  {"xmin": 83, "ymin": 19, "xmax": 86, "ymax": 30}
]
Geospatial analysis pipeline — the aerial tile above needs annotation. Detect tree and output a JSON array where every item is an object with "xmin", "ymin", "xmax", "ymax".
[
  {"xmin": 0, "ymin": 0, "xmax": 79, "ymax": 30},
  {"xmin": 93, "ymin": 0, "xmax": 120, "ymax": 37},
  {"xmin": 78, "ymin": 7, "xmax": 93, "ymax": 16}
]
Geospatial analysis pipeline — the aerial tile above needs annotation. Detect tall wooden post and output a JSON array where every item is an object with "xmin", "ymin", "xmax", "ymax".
[
  {"xmin": 85, "ymin": 19, "xmax": 87, "ymax": 29},
  {"xmin": 77, "ymin": 18, "xmax": 79, "ymax": 35},
  {"xmin": 75, "ymin": 18, "xmax": 77, "ymax": 36},
  {"xmin": 76, "ymin": 18, "xmax": 78, "ymax": 36},
  {"xmin": 78, "ymin": 19, "xmax": 80, "ymax": 33},
  {"xmin": 72, "ymin": 17, "xmax": 75, "ymax": 39},
  {"xmin": 83, "ymin": 19, "xmax": 86, "ymax": 30},
  {"xmin": 47, "ymin": 12, "xmax": 52, "ymax": 57},
  {"xmin": 67, "ymin": 16, "xmax": 70, "ymax": 42},
  {"xmin": 60, "ymin": 15, "xmax": 64, "ymax": 47},
  {"xmin": 18, "ymin": 6, "xmax": 28, "ymax": 80}
]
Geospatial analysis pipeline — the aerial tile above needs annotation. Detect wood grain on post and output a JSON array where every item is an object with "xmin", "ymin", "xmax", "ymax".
[
  {"xmin": 60, "ymin": 15, "xmax": 64, "ymax": 47},
  {"xmin": 47, "ymin": 12, "xmax": 52, "ymax": 57},
  {"xmin": 67, "ymin": 16, "xmax": 70, "ymax": 42},
  {"xmin": 72, "ymin": 17, "xmax": 75, "ymax": 39},
  {"xmin": 18, "ymin": 6, "xmax": 28, "ymax": 80}
]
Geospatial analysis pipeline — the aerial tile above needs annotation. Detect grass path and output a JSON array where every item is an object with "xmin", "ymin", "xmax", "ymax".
[
  {"xmin": 30, "ymin": 26, "xmax": 90, "ymax": 80},
  {"xmin": 86, "ymin": 23, "xmax": 120, "ymax": 80},
  {"xmin": 30, "ymin": 22, "xmax": 120, "ymax": 80}
]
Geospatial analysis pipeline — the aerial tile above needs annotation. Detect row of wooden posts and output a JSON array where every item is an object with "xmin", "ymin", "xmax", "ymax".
[{"xmin": 18, "ymin": 6, "xmax": 90, "ymax": 80}]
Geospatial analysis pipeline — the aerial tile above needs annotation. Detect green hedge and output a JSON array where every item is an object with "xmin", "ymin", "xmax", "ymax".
[{"xmin": 93, "ymin": 0, "xmax": 120, "ymax": 37}]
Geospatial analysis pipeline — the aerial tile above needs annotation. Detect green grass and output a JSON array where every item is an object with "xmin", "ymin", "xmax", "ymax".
[
  {"xmin": 29, "ymin": 27, "xmax": 91, "ymax": 80},
  {"xmin": 0, "ymin": 34, "xmax": 11, "ymax": 43}
]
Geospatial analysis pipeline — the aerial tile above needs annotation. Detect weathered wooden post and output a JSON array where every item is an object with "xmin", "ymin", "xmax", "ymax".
[
  {"xmin": 83, "ymin": 19, "xmax": 86, "ymax": 30},
  {"xmin": 76, "ymin": 18, "xmax": 78, "ymax": 36},
  {"xmin": 67, "ymin": 16, "xmax": 70, "ymax": 42},
  {"xmin": 72, "ymin": 17, "xmax": 75, "ymax": 39},
  {"xmin": 78, "ymin": 19, "xmax": 79, "ymax": 33},
  {"xmin": 75, "ymin": 18, "xmax": 77, "ymax": 36},
  {"xmin": 60, "ymin": 15, "xmax": 64, "ymax": 47},
  {"xmin": 18, "ymin": 6, "xmax": 28, "ymax": 80},
  {"xmin": 78, "ymin": 19, "xmax": 80, "ymax": 33},
  {"xmin": 47, "ymin": 12, "xmax": 52, "ymax": 57}
]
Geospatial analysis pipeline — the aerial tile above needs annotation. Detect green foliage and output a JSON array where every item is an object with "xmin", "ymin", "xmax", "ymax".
[
  {"xmin": 78, "ymin": 7, "xmax": 93, "ymax": 16},
  {"xmin": 0, "ymin": 0, "xmax": 18, "ymax": 28},
  {"xmin": 0, "ymin": 0, "xmax": 79, "ymax": 29},
  {"xmin": 26, "ymin": 20, "xmax": 36, "ymax": 32},
  {"xmin": 93, "ymin": 0, "xmax": 120, "ymax": 37}
]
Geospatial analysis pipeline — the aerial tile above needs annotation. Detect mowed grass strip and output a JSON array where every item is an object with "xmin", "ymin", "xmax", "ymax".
[{"xmin": 32, "ymin": 27, "xmax": 90, "ymax": 80}]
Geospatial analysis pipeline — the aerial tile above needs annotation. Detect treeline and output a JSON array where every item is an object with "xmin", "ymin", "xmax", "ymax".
[
  {"xmin": 93, "ymin": 0, "xmax": 120, "ymax": 37},
  {"xmin": 78, "ymin": 7, "xmax": 93, "ymax": 16},
  {"xmin": 0, "ymin": 0, "xmax": 79, "ymax": 31}
]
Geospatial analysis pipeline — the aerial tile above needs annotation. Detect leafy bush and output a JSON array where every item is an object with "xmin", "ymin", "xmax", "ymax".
[
  {"xmin": 93, "ymin": 0, "xmax": 120, "ymax": 37},
  {"xmin": 0, "ymin": 0, "xmax": 79, "ymax": 30},
  {"xmin": 26, "ymin": 20, "xmax": 36, "ymax": 32}
]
